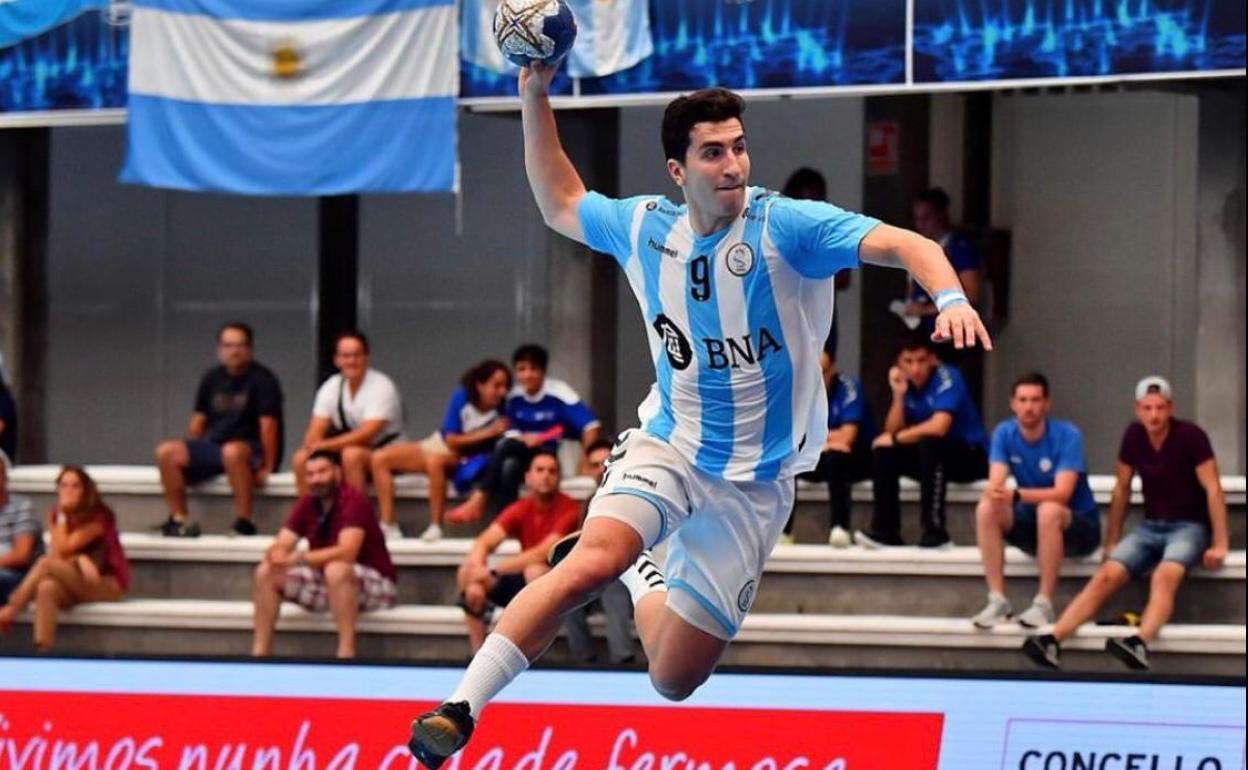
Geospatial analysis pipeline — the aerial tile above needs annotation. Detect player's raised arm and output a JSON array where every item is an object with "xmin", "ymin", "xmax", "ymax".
[
  {"xmin": 860, "ymin": 223, "xmax": 993, "ymax": 350},
  {"xmin": 519, "ymin": 62, "xmax": 588, "ymax": 244}
]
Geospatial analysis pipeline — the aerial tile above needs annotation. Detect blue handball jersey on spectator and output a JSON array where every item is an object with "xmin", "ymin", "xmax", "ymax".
[
  {"xmin": 903, "ymin": 363, "xmax": 987, "ymax": 449},
  {"xmin": 990, "ymin": 418, "xmax": 1098, "ymax": 515},
  {"xmin": 827, "ymin": 373, "xmax": 876, "ymax": 451},
  {"xmin": 440, "ymin": 386, "xmax": 505, "ymax": 490},
  {"xmin": 505, "ymin": 378, "xmax": 599, "ymax": 451}
]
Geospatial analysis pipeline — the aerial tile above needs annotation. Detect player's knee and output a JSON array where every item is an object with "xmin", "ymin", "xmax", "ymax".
[
  {"xmin": 323, "ymin": 560, "xmax": 354, "ymax": 585},
  {"xmin": 648, "ymin": 667, "xmax": 709, "ymax": 702},
  {"xmin": 1093, "ymin": 562, "xmax": 1128, "ymax": 589},
  {"xmin": 1036, "ymin": 502, "xmax": 1067, "ymax": 530},
  {"xmin": 222, "ymin": 442, "xmax": 251, "ymax": 466},
  {"xmin": 341, "ymin": 446, "xmax": 369, "ymax": 468}
]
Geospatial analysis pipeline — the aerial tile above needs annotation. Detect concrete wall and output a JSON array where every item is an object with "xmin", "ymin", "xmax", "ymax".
[{"xmin": 613, "ymin": 96, "xmax": 867, "ymax": 432}]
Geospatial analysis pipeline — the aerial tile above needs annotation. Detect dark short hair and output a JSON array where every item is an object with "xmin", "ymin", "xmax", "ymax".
[
  {"xmin": 1012, "ymin": 372, "xmax": 1050, "ymax": 398},
  {"xmin": 896, "ymin": 331, "xmax": 935, "ymax": 356},
  {"xmin": 219, "ymin": 322, "xmax": 254, "ymax": 347},
  {"xmin": 334, "ymin": 330, "xmax": 370, "ymax": 355},
  {"xmin": 460, "ymin": 359, "xmax": 512, "ymax": 408},
  {"xmin": 661, "ymin": 88, "xmax": 747, "ymax": 163},
  {"xmin": 914, "ymin": 187, "xmax": 951, "ymax": 211},
  {"xmin": 585, "ymin": 438, "xmax": 613, "ymax": 456},
  {"xmin": 512, "ymin": 344, "xmax": 549, "ymax": 371},
  {"xmin": 306, "ymin": 449, "xmax": 341, "ymax": 466},
  {"xmin": 528, "ymin": 449, "xmax": 560, "ymax": 471},
  {"xmin": 782, "ymin": 167, "xmax": 827, "ymax": 201}
]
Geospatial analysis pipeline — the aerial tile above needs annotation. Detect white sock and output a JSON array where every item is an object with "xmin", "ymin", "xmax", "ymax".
[
  {"xmin": 448, "ymin": 633, "xmax": 530, "ymax": 719},
  {"xmin": 618, "ymin": 550, "xmax": 667, "ymax": 606},
  {"xmin": 988, "ymin": 591, "xmax": 1007, "ymax": 603},
  {"xmin": 1032, "ymin": 594, "xmax": 1053, "ymax": 608}
]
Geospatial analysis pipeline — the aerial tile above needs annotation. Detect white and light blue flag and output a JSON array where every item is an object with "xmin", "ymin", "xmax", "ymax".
[
  {"xmin": 121, "ymin": 0, "xmax": 458, "ymax": 195},
  {"xmin": 462, "ymin": 0, "xmax": 651, "ymax": 80}
]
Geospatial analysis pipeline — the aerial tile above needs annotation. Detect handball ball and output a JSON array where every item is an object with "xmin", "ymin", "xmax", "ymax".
[{"xmin": 493, "ymin": 0, "xmax": 578, "ymax": 68}]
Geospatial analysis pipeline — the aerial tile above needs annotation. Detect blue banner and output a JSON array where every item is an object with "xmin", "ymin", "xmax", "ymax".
[{"xmin": 0, "ymin": 2, "xmax": 128, "ymax": 114}]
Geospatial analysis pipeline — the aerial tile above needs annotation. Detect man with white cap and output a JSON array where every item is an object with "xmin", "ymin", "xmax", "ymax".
[{"xmin": 1023, "ymin": 376, "xmax": 1229, "ymax": 671}]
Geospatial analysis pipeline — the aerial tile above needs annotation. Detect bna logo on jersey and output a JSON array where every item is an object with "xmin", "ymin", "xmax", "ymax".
[
  {"xmin": 726, "ymin": 243, "xmax": 755, "ymax": 277},
  {"xmin": 652, "ymin": 314, "xmax": 692, "ymax": 370}
]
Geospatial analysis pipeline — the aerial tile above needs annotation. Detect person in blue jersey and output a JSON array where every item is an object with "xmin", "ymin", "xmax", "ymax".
[
  {"xmin": 370, "ymin": 360, "xmax": 511, "ymax": 542},
  {"xmin": 971, "ymin": 372, "xmax": 1101, "ymax": 630},
  {"xmin": 859, "ymin": 334, "xmax": 989, "ymax": 550},
  {"xmin": 780, "ymin": 349, "xmax": 876, "ymax": 548},
  {"xmin": 895, "ymin": 188, "xmax": 982, "ymax": 340},
  {"xmin": 407, "ymin": 67, "xmax": 991, "ymax": 767},
  {"xmin": 445, "ymin": 344, "xmax": 601, "ymax": 525}
]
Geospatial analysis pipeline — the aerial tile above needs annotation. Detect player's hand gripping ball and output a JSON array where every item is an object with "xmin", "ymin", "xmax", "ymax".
[{"xmin": 493, "ymin": 0, "xmax": 578, "ymax": 68}]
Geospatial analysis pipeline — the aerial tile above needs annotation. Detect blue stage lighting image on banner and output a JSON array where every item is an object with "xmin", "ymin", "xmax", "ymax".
[
  {"xmin": 0, "ymin": 1, "xmax": 129, "ymax": 115},
  {"xmin": 914, "ymin": 0, "xmax": 1246, "ymax": 83},
  {"xmin": 462, "ymin": 0, "xmax": 907, "ymax": 98}
]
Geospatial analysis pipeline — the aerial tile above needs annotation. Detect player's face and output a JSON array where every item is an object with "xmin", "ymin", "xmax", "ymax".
[
  {"xmin": 525, "ymin": 455, "xmax": 561, "ymax": 495},
  {"xmin": 515, "ymin": 361, "xmax": 545, "ymax": 395},
  {"xmin": 1010, "ymin": 384, "xmax": 1049, "ymax": 429},
  {"xmin": 305, "ymin": 457, "xmax": 340, "ymax": 498},
  {"xmin": 1135, "ymin": 394, "xmax": 1173, "ymax": 434},
  {"xmin": 898, "ymin": 348, "xmax": 935, "ymax": 388},
  {"xmin": 912, "ymin": 201, "xmax": 947, "ymax": 240},
  {"xmin": 585, "ymin": 446, "xmax": 610, "ymax": 486},
  {"xmin": 671, "ymin": 119, "xmax": 750, "ymax": 223},
  {"xmin": 333, "ymin": 338, "xmax": 369, "ymax": 382},
  {"xmin": 477, "ymin": 369, "xmax": 510, "ymax": 410},
  {"xmin": 217, "ymin": 328, "xmax": 253, "ymax": 371}
]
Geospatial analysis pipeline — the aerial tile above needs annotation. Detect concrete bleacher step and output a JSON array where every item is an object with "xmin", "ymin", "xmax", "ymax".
[
  {"xmin": 1, "ymin": 600, "xmax": 1241, "ymax": 676},
  {"xmin": 119, "ymin": 535, "xmax": 1248, "ymax": 625},
  {"xmin": 10, "ymin": 466, "xmax": 1248, "ymax": 547}
]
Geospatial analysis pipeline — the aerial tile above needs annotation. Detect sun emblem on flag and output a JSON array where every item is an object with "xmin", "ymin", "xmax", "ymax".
[
  {"xmin": 272, "ymin": 41, "xmax": 302, "ymax": 79},
  {"xmin": 495, "ymin": 1, "xmax": 553, "ymax": 58}
]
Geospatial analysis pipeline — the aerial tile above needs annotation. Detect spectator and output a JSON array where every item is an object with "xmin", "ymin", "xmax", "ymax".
[
  {"xmin": 0, "ymin": 467, "xmax": 129, "ymax": 650},
  {"xmin": 894, "ymin": 188, "xmax": 982, "ymax": 339},
  {"xmin": 782, "ymin": 168, "xmax": 851, "ymax": 360},
  {"xmin": 1024, "ymin": 377, "xmax": 1229, "ymax": 671},
  {"xmin": 563, "ymin": 438, "xmax": 638, "ymax": 664},
  {"xmin": 371, "ymin": 360, "xmax": 512, "ymax": 542},
  {"xmin": 971, "ymin": 372, "xmax": 1101, "ymax": 629},
  {"xmin": 859, "ymin": 333, "xmax": 987, "ymax": 549},
  {"xmin": 1, "ymin": 461, "xmax": 41, "ymax": 603},
  {"xmin": 455, "ymin": 451, "xmax": 579, "ymax": 652},
  {"xmin": 780, "ymin": 350, "xmax": 876, "ymax": 547},
  {"xmin": 154, "ymin": 322, "xmax": 284, "ymax": 537},
  {"xmin": 0, "ymin": 367, "xmax": 16, "ymax": 466},
  {"xmin": 292, "ymin": 331, "xmax": 405, "ymax": 497},
  {"xmin": 447, "ymin": 345, "xmax": 601, "ymax": 523},
  {"xmin": 251, "ymin": 451, "xmax": 396, "ymax": 659}
]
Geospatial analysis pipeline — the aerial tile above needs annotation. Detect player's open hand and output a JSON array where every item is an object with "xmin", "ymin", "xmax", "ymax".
[
  {"xmin": 519, "ymin": 60, "xmax": 560, "ymax": 100},
  {"xmin": 933, "ymin": 303, "xmax": 993, "ymax": 350}
]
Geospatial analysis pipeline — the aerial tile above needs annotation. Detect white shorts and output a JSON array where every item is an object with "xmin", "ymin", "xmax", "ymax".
[{"xmin": 585, "ymin": 429, "xmax": 794, "ymax": 641}]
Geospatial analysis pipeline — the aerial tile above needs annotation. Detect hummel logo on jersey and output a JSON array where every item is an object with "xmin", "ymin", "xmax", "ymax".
[
  {"xmin": 653, "ymin": 314, "xmax": 693, "ymax": 371},
  {"xmin": 703, "ymin": 327, "xmax": 783, "ymax": 370},
  {"xmin": 647, "ymin": 237, "xmax": 679, "ymax": 259}
]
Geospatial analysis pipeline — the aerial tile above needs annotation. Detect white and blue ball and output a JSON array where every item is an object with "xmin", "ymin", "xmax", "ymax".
[{"xmin": 493, "ymin": 0, "xmax": 578, "ymax": 68}]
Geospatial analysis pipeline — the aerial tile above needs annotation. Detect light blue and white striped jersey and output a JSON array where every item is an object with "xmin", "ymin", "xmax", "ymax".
[{"xmin": 580, "ymin": 187, "xmax": 880, "ymax": 481}]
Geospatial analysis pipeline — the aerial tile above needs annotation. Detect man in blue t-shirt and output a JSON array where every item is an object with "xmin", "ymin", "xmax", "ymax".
[
  {"xmin": 971, "ymin": 372, "xmax": 1101, "ymax": 630},
  {"xmin": 447, "ymin": 344, "xmax": 600, "ymax": 524},
  {"xmin": 782, "ymin": 350, "xmax": 876, "ymax": 547},
  {"xmin": 860, "ymin": 333, "xmax": 988, "ymax": 549},
  {"xmin": 896, "ymin": 188, "xmax": 983, "ymax": 340}
]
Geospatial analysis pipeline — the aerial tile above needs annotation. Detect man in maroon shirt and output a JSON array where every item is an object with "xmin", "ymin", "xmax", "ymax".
[
  {"xmin": 456, "ymin": 451, "xmax": 580, "ymax": 651},
  {"xmin": 1024, "ymin": 376, "xmax": 1229, "ymax": 671},
  {"xmin": 251, "ymin": 451, "xmax": 396, "ymax": 659}
]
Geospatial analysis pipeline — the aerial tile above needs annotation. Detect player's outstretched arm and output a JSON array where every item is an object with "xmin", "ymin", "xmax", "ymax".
[
  {"xmin": 519, "ymin": 62, "xmax": 588, "ymax": 244},
  {"xmin": 860, "ymin": 224, "xmax": 993, "ymax": 350}
]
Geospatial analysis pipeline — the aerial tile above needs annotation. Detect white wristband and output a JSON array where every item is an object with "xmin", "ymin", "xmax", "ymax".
[{"xmin": 934, "ymin": 289, "xmax": 968, "ymax": 312}]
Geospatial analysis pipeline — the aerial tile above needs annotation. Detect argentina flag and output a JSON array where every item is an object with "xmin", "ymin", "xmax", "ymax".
[{"xmin": 121, "ymin": 0, "xmax": 457, "ymax": 195}]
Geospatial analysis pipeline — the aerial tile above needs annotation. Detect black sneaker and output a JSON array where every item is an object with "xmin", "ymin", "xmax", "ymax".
[
  {"xmin": 157, "ymin": 516, "xmax": 201, "ymax": 538},
  {"xmin": 854, "ymin": 530, "xmax": 905, "ymax": 549},
  {"xmin": 1106, "ymin": 635, "xmax": 1150, "ymax": 671},
  {"xmin": 546, "ymin": 530, "xmax": 580, "ymax": 567},
  {"xmin": 1022, "ymin": 634, "xmax": 1062, "ymax": 669},
  {"xmin": 408, "ymin": 701, "xmax": 474, "ymax": 770},
  {"xmin": 230, "ymin": 518, "xmax": 258, "ymax": 536},
  {"xmin": 917, "ymin": 529, "xmax": 953, "ymax": 549}
]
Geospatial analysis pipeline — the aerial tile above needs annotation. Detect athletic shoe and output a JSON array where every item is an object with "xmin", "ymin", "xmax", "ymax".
[
  {"xmin": 1022, "ymin": 634, "xmax": 1062, "ymax": 669},
  {"xmin": 828, "ymin": 526, "xmax": 853, "ymax": 548},
  {"xmin": 418, "ymin": 523, "xmax": 442, "ymax": 543},
  {"xmin": 917, "ymin": 529, "xmax": 953, "ymax": 549},
  {"xmin": 1016, "ymin": 596, "xmax": 1055, "ymax": 629},
  {"xmin": 408, "ymin": 701, "xmax": 474, "ymax": 770},
  {"xmin": 1105, "ymin": 635, "xmax": 1150, "ymax": 671},
  {"xmin": 971, "ymin": 593, "xmax": 1013, "ymax": 629},
  {"xmin": 157, "ymin": 516, "xmax": 201, "ymax": 538},
  {"xmin": 230, "ymin": 518, "xmax": 257, "ymax": 537},
  {"xmin": 380, "ymin": 521, "xmax": 404, "ymax": 541},
  {"xmin": 855, "ymin": 530, "xmax": 905, "ymax": 549},
  {"xmin": 547, "ymin": 530, "xmax": 580, "ymax": 567}
]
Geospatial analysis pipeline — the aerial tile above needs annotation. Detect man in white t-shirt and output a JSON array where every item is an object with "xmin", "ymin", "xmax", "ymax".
[{"xmin": 292, "ymin": 332, "xmax": 405, "ymax": 496}]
